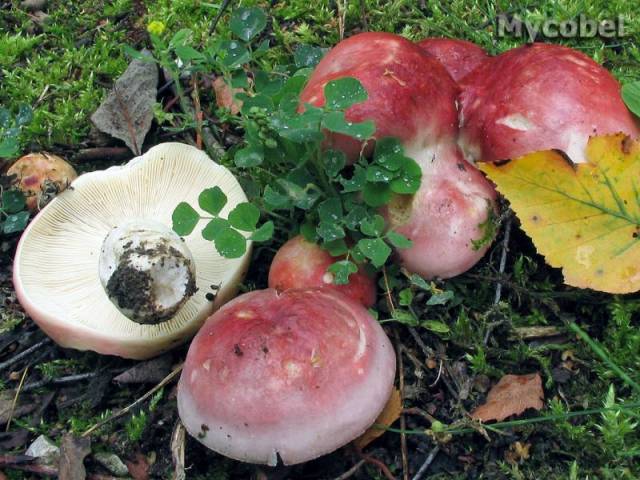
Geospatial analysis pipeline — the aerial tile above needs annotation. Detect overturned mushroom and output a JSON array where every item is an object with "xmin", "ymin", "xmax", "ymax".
[
  {"xmin": 13, "ymin": 143, "xmax": 250, "ymax": 359},
  {"xmin": 7, "ymin": 152, "xmax": 77, "ymax": 211},
  {"xmin": 178, "ymin": 288, "xmax": 396, "ymax": 466},
  {"xmin": 300, "ymin": 32, "xmax": 497, "ymax": 278}
]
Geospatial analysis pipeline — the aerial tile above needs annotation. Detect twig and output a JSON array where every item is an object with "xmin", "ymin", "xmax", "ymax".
[
  {"xmin": 402, "ymin": 407, "xmax": 437, "ymax": 424},
  {"xmin": 208, "ymin": 0, "xmax": 233, "ymax": 35},
  {"xmin": 82, "ymin": 363, "xmax": 183, "ymax": 437},
  {"xmin": 411, "ymin": 445, "xmax": 440, "ymax": 480},
  {"xmin": 171, "ymin": 420, "xmax": 186, "ymax": 480},
  {"xmin": 0, "ymin": 339, "xmax": 51, "ymax": 372},
  {"xmin": 6, "ymin": 366, "xmax": 29, "ymax": 431},
  {"xmin": 407, "ymin": 328, "xmax": 434, "ymax": 359},
  {"xmin": 332, "ymin": 459, "xmax": 366, "ymax": 480},
  {"xmin": 493, "ymin": 214, "xmax": 513, "ymax": 305},
  {"xmin": 166, "ymin": 71, "xmax": 225, "ymax": 161},
  {"xmin": 0, "ymin": 456, "xmax": 120, "ymax": 479},
  {"xmin": 337, "ymin": 0, "xmax": 347, "ymax": 40},
  {"xmin": 358, "ymin": 452, "xmax": 396, "ymax": 480},
  {"xmin": 393, "ymin": 331, "xmax": 409, "ymax": 480},
  {"xmin": 191, "ymin": 75, "xmax": 203, "ymax": 150},
  {"xmin": 22, "ymin": 371, "xmax": 121, "ymax": 392},
  {"xmin": 359, "ymin": 0, "xmax": 368, "ymax": 31},
  {"xmin": 72, "ymin": 147, "xmax": 131, "ymax": 163}
]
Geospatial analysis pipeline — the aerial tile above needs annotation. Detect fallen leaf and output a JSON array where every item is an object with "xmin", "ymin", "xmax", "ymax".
[
  {"xmin": 113, "ymin": 354, "xmax": 172, "ymax": 384},
  {"xmin": 354, "ymin": 388, "xmax": 402, "ymax": 450},
  {"xmin": 471, "ymin": 373, "xmax": 544, "ymax": 422},
  {"xmin": 126, "ymin": 453, "xmax": 150, "ymax": 480},
  {"xmin": 480, "ymin": 134, "xmax": 640, "ymax": 293},
  {"xmin": 58, "ymin": 433, "xmax": 91, "ymax": 480},
  {"xmin": 212, "ymin": 77, "xmax": 243, "ymax": 115},
  {"xmin": 91, "ymin": 52, "xmax": 158, "ymax": 155}
]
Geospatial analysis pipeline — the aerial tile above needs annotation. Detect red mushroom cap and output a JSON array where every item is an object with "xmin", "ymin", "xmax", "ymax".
[
  {"xmin": 300, "ymin": 32, "xmax": 498, "ymax": 278},
  {"xmin": 300, "ymin": 32, "xmax": 459, "ymax": 162},
  {"xmin": 268, "ymin": 236, "xmax": 377, "ymax": 308},
  {"xmin": 458, "ymin": 43, "xmax": 640, "ymax": 164},
  {"xmin": 177, "ymin": 288, "xmax": 396, "ymax": 465},
  {"xmin": 416, "ymin": 37, "xmax": 488, "ymax": 82}
]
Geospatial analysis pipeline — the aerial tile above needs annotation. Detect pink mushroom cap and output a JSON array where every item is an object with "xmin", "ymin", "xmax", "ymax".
[
  {"xmin": 299, "ymin": 32, "xmax": 498, "ymax": 278},
  {"xmin": 268, "ymin": 235, "xmax": 377, "ymax": 308},
  {"xmin": 416, "ymin": 37, "xmax": 489, "ymax": 82},
  {"xmin": 458, "ymin": 43, "xmax": 640, "ymax": 164},
  {"xmin": 177, "ymin": 288, "xmax": 396, "ymax": 466}
]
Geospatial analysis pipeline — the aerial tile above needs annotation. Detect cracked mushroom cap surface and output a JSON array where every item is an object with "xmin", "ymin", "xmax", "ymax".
[
  {"xmin": 13, "ymin": 143, "xmax": 251, "ymax": 359},
  {"xmin": 458, "ymin": 43, "xmax": 640, "ymax": 164},
  {"xmin": 177, "ymin": 288, "xmax": 396, "ymax": 466}
]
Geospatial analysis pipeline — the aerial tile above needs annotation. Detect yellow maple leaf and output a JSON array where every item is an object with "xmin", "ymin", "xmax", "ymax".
[
  {"xmin": 480, "ymin": 134, "xmax": 640, "ymax": 294},
  {"xmin": 354, "ymin": 388, "xmax": 402, "ymax": 450}
]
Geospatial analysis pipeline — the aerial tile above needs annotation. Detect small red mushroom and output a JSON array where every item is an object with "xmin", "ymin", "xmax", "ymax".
[
  {"xmin": 177, "ymin": 288, "xmax": 396, "ymax": 466},
  {"xmin": 6, "ymin": 152, "xmax": 77, "ymax": 211},
  {"xmin": 268, "ymin": 235, "xmax": 376, "ymax": 307},
  {"xmin": 300, "ymin": 32, "xmax": 498, "ymax": 278},
  {"xmin": 458, "ymin": 43, "xmax": 640, "ymax": 164},
  {"xmin": 416, "ymin": 37, "xmax": 488, "ymax": 82}
]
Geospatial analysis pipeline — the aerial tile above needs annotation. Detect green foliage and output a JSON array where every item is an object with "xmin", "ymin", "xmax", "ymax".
[
  {"xmin": 622, "ymin": 81, "xmax": 640, "ymax": 117},
  {"xmin": 172, "ymin": 186, "xmax": 274, "ymax": 259},
  {"xmin": 154, "ymin": 9, "xmax": 418, "ymax": 280},
  {"xmin": 0, "ymin": 104, "xmax": 32, "ymax": 160},
  {"xmin": 125, "ymin": 410, "xmax": 148, "ymax": 442},
  {"xmin": 1, "ymin": 188, "xmax": 30, "ymax": 235},
  {"xmin": 125, "ymin": 389, "xmax": 163, "ymax": 442},
  {"xmin": 36, "ymin": 359, "xmax": 82, "ymax": 380}
]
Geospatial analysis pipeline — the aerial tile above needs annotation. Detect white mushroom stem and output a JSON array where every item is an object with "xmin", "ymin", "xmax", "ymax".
[{"xmin": 98, "ymin": 219, "xmax": 197, "ymax": 324}]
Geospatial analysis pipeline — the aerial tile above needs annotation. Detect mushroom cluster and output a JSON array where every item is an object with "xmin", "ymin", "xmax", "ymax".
[
  {"xmin": 13, "ymin": 143, "xmax": 251, "ymax": 359},
  {"xmin": 299, "ymin": 32, "xmax": 498, "ymax": 280},
  {"xmin": 11, "ymin": 28, "xmax": 639, "ymax": 471}
]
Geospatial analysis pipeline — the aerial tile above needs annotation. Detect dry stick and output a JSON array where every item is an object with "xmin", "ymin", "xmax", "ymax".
[
  {"xmin": 493, "ymin": 214, "xmax": 513, "ymax": 305},
  {"xmin": 483, "ymin": 214, "xmax": 513, "ymax": 346},
  {"xmin": 0, "ymin": 456, "xmax": 120, "ymax": 480},
  {"xmin": 332, "ymin": 459, "xmax": 366, "ymax": 480},
  {"xmin": 411, "ymin": 445, "xmax": 440, "ymax": 480},
  {"xmin": 22, "ymin": 370, "xmax": 123, "ymax": 392},
  {"xmin": 382, "ymin": 267, "xmax": 408, "ymax": 480},
  {"xmin": 358, "ymin": 452, "xmax": 397, "ymax": 480},
  {"xmin": 191, "ymin": 75, "xmax": 204, "ymax": 150},
  {"xmin": 0, "ymin": 338, "xmax": 51, "ymax": 372},
  {"xmin": 393, "ymin": 332, "xmax": 409, "ymax": 480},
  {"xmin": 73, "ymin": 147, "xmax": 131, "ymax": 163},
  {"xmin": 82, "ymin": 363, "xmax": 183, "ymax": 437},
  {"xmin": 166, "ymin": 70, "xmax": 225, "ymax": 161},
  {"xmin": 6, "ymin": 366, "xmax": 29, "ymax": 432},
  {"xmin": 171, "ymin": 420, "xmax": 187, "ymax": 480}
]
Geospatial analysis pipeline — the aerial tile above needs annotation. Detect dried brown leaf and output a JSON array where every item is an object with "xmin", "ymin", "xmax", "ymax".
[
  {"xmin": 354, "ymin": 388, "xmax": 402, "ymax": 450},
  {"xmin": 58, "ymin": 434, "xmax": 91, "ymax": 480},
  {"xmin": 471, "ymin": 373, "xmax": 544, "ymax": 422},
  {"xmin": 91, "ymin": 52, "xmax": 158, "ymax": 155},
  {"xmin": 213, "ymin": 77, "xmax": 243, "ymax": 115}
]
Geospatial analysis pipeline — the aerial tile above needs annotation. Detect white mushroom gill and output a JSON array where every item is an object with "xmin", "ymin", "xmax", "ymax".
[
  {"xmin": 99, "ymin": 219, "xmax": 197, "ymax": 324},
  {"xmin": 13, "ymin": 143, "xmax": 251, "ymax": 359}
]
